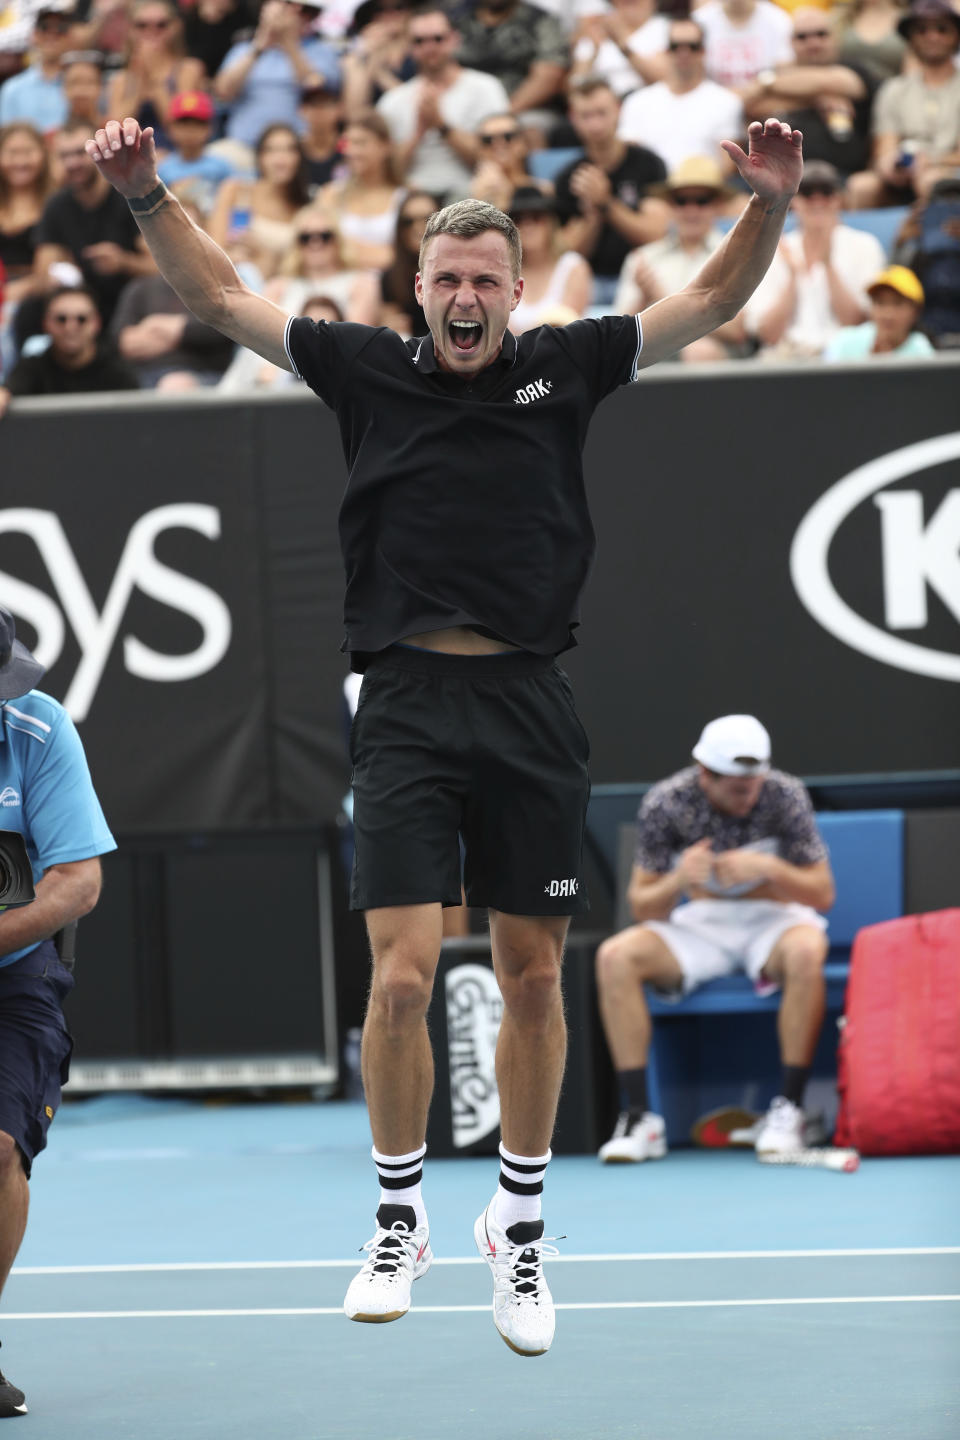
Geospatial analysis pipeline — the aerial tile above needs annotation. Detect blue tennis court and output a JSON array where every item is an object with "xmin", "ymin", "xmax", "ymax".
[{"xmin": 5, "ymin": 1095, "xmax": 958, "ymax": 1439}]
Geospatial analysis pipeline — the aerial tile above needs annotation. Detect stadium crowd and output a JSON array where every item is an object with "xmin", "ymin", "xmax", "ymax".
[{"xmin": 0, "ymin": 0, "xmax": 958, "ymax": 402}]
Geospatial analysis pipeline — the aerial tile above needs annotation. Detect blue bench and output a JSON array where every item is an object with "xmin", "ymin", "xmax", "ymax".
[{"xmin": 585, "ymin": 795, "xmax": 905, "ymax": 1140}]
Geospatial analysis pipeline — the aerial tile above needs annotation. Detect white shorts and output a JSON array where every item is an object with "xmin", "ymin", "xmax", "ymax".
[{"xmin": 644, "ymin": 899, "xmax": 828, "ymax": 999}]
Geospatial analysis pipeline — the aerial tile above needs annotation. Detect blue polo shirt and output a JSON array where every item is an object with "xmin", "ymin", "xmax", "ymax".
[{"xmin": 0, "ymin": 689, "xmax": 116, "ymax": 967}]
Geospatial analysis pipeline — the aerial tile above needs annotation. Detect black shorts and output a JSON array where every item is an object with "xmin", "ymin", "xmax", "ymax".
[
  {"xmin": 0, "ymin": 941, "xmax": 74, "ymax": 1178},
  {"xmin": 350, "ymin": 646, "xmax": 591, "ymax": 916}
]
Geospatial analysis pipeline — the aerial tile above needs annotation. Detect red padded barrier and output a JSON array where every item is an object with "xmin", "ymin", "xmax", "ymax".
[{"xmin": 836, "ymin": 909, "xmax": 960, "ymax": 1155}]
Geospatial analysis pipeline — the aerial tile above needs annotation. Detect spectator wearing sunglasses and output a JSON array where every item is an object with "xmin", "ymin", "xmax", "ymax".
[
  {"xmin": 613, "ymin": 155, "xmax": 749, "ymax": 359},
  {"xmin": 0, "ymin": 284, "xmax": 137, "ymax": 412},
  {"xmin": 745, "ymin": 157, "xmax": 886, "ymax": 358},
  {"xmin": 262, "ymin": 204, "xmax": 380, "ymax": 322},
  {"xmin": 0, "ymin": 6, "xmax": 77, "ymax": 133},
  {"xmin": 695, "ymin": 0, "xmax": 793, "ymax": 92},
  {"xmin": 847, "ymin": 0, "xmax": 960, "ymax": 208},
  {"xmin": 104, "ymin": 0, "xmax": 205, "ymax": 156},
  {"xmin": 618, "ymin": 18, "xmax": 745, "ymax": 175},
  {"xmin": 739, "ymin": 9, "xmax": 876, "ymax": 179},
  {"xmin": 376, "ymin": 7, "xmax": 509, "ymax": 200},
  {"xmin": 468, "ymin": 111, "xmax": 551, "ymax": 212}
]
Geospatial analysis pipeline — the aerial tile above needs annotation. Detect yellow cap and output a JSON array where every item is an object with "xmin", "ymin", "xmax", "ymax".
[{"xmin": 867, "ymin": 265, "xmax": 924, "ymax": 306}]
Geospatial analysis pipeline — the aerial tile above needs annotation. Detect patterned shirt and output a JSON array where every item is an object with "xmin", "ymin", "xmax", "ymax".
[
  {"xmin": 455, "ymin": 3, "xmax": 570, "ymax": 98},
  {"xmin": 634, "ymin": 766, "xmax": 827, "ymax": 897}
]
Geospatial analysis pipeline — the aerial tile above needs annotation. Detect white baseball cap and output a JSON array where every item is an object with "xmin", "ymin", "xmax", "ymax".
[{"xmin": 692, "ymin": 714, "xmax": 771, "ymax": 776}]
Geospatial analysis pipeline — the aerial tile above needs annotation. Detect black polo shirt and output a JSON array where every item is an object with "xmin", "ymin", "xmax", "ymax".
[{"xmin": 285, "ymin": 314, "xmax": 643, "ymax": 669}]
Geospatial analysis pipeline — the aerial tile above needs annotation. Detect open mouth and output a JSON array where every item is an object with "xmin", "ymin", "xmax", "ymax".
[{"xmin": 449, "ymin": 318, "xmax": 483, "ymax": 355}]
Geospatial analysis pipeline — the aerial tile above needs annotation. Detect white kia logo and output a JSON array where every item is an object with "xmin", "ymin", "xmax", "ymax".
[{"xmin": 790, "ymin": 433, "xmax": 960, "ymax": 682}]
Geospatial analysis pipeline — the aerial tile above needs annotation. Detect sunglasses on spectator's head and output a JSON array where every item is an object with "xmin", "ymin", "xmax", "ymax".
[
  {"xmin": 480, "ymin": 130, "xmax": 521, "ymax": 145},
  {"xmin": 794, "ymin": 27, "xmax": 829, "ymax": 39},
  {"xmin": 671, "ymin": 190, "xmax": 717, "ymax": 207},
  {"xmin": 297, "ymin": 229, "xmax": 336, "ymax": 243},
  {"xmin": 668, "ymin": 38, "xmax": 703, "ymax": 51},
  {"xmin": 411, "ymin": 31, "xmax": 448, "ymax": 43}
]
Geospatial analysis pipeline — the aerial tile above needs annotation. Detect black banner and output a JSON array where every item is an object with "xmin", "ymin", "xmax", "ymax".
[{"xmin": 2, "ymin": 360, "xmax": 958, "ymax": 832}]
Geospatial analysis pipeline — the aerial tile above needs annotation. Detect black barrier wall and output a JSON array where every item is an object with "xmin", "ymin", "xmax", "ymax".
[{"xmin": 2, "ymin": 361, "xmax": 959, "ymax": 831}]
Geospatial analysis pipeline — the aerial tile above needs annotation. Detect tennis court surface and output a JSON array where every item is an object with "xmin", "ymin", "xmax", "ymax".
[{"xmin": 5, "ymin": 1095, "xmax": 958, "ymax": 1439}]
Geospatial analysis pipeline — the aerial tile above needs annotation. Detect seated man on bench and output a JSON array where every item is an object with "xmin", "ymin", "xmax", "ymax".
[{"xmin": 595, "ymin": 714, "xmax": 835, "ymax": 1162}]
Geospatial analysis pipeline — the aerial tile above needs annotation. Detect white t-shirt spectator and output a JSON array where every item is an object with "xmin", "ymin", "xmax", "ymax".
[
  {"xmin": 745, "ymin": 224, "xmax": 888, "ymax": 354},
  {"xmin": 617, "ymin": 79, "xmax": 744, "ymax": 170},
  {"xmin": 377, "ymin": 69, "xmax": 510, "ymax": 198},
  {"xmin": 573, "ymin": 14, "xmax": 671, "ymax": 97},
  {"xmin": 696, "ymin": 0, "xmax": 793, "ymax": 90}
]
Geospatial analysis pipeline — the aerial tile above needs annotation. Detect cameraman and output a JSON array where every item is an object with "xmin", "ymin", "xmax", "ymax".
[{"xmin": 0, "ymin": 607, "xmax": 116, "ymax": 1419}]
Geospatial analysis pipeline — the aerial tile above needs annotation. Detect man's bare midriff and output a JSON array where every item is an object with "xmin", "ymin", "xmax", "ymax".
[{"xmin": 403, "ymin": 626, "xmax": 520, "ymax": 654}]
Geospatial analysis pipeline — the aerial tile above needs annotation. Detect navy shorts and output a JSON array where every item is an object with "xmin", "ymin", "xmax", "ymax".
[
  {"xmin": 0, "ymin": 941, "xmax": 75, "ymax": 1178},
  {"xmin": 349, "ymin": 645, "xmax": 591, "ymax": 916}
]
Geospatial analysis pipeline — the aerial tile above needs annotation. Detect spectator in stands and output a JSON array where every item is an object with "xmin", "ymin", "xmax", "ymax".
[
  {"xmin": 0, "ymin": 123, "xmax": 56, "ymax": 363},
  {"xmin": 454, "ymin": 0, "xmax": 571, "ymax": 141},
  {"xmin": 570, "ymin": 0, "xmax": 670, "ymax": 99},
  {"xmin": 207, "ymin": 122, "xmax": 311, "ymax": 278},
  {"xmin": 318, "ymin": 111, "xmax": 405, "ymax": 269},
  {"xmin": 110, "ymin": 203, "xmax": 234, "ymax": 387},
  {"xmin": 740, "ymin": 9, "xmax": 876, "ymax": 181},
  {"xmin": 618, "ymin": 18, "xmax": 745, "ymax": 176},
  {"xmin": 217, "ymin": 289, "xmax": 345, "ymax": 391},
  {"xmin": 594, "ymin": 713, "xmax": 834, "ymax": 1163},
  {"xmin": 298, "ymin": 81, "xmax": 346, "ymax": 187},
  {"xmin": 696, "ymin": 0, "xmax": 793, "ymax": 91},
  {"xmin": 61, "ymin": 50, "xmax": 107, "ymax": 129},
  {"xmin": 34, "ymin": 121, "xmax": 155, "ymax": 328},
  {"xmin": 0, "ymin": 5, "xmax": 76, "ymax": 132},
  {"xmin": 377, "ymin": 187, "xmax": 437, "ymax": 335},
  {"xmin": 824, "ymin": 261, "xmax": 935, "ymax": 356},
  {"xmin": 891, "ymin": 174, "xmax": 960, "ymax": 347},
  {"xmin": 216, "ymin": 0, "xmax": 341, "ymax": 150},
  {"xmin": 376, "ymin": 7, "xmax": 509, "ymax": 201},
  {"xmin": 340, "ymin": 0, "xmax": 415, "ymax": 120},
  {"xmin": 836, "ymin": 0, "xmax": 908, "ymax": 86},
  {"xmin": 104, "ymin": 0, "xmax": 206, "ymax": 156},
  {"xmin": 468, "ymin": 110, "xmax": 551, "ymax": 211},
  {"xmin": 847, "ymin": 0, "xmax": 960, "ymax": 208},
  {"xmin": 507, "ymin": 185, "xmax": 591, "ymax": 332},
  {"xmin": 184, "ymin": 0, "xmax": 256, "ymax": 83},
  {"xmin": 156, "ymin": 90, "xmax": 236, "ymax": 215},
  {"xmin": 613, "ymin": 155, "xmax": 748, "ymax": 359},
  {"xmin": 556, "ymin": 74, "xmax": 669, "ymax": 302},
  {"xmin": 264, "ymin": 203, "xmax": 380, "ymax": 321},
  {"xmin": 745, "ymin": 157, "xmax": 887, "ymax": 357},
  {"xmin": 0, "ymin": 283, "xmax": 138, "ymax": 409}
]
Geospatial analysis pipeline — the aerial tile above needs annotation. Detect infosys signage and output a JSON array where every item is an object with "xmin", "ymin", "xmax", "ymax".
[{"xmin": 791, "ymin": 433, "xmax": 960, "ymax": 683}]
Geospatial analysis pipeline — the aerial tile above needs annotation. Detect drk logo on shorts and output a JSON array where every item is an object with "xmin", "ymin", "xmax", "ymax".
[
  {"xmin": 545, "ymin": 878, "xmax": 578, "ymax": 897},
  {"xmin": 514, "ymin": 378, "xmax": 553, "ymax": 405}
]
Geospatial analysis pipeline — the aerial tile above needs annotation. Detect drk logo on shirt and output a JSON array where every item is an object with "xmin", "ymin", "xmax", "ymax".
[
  {"xmin": 545, "ymin": 878, "xmax": 578, "ymax": 897},
  {"xmin": 514, "ymin": 378, "xmax": 553, "ymax": 406}
]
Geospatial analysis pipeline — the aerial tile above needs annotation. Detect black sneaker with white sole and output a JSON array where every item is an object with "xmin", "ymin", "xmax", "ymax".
[{"xmin": 0, "ymin": 1369, "xmax": 27, "ymax": 1419}]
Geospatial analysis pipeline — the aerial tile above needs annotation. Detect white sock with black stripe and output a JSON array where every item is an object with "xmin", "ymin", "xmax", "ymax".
[
  {"xmin": 372, "ymin": 1143, "xmax": 428, "ymax": 1228},
  {"xmin": 494, "ymin": 1143, "xmax": 551, "ymax": 1229}
]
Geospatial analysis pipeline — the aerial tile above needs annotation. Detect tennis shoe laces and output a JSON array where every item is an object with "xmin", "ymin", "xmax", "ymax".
[
  {"xmin": 598, "ymin": 1110, "xmax": 667, "ymax": 1163},
  {"xmin": 343, "ymin": 1203, "xmax": 433, "ymax": 1323},
  {"xmin": 755, "ymin": 1096, "xmax": 805, "ymax": 1156},
  {"xmin": 474, "ymin": 1198, "xmax": 559, "ymax": 1356}
]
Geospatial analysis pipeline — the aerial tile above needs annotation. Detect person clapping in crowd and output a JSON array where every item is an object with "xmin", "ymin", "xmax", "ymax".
[
  {"xmin": 0, "ymin": 284, "xmax": 137, "ymax": 414},
  {"xmin": 104, "ymin": 0, "xmax": 205, "ymax": 155},
  {"xmin": 468, "ymin": 111, "xmax": 552, "ymax": 212},
  {"xmin": 317, "ymin": 111, "xmax": 404, "ymax": 269},
  {"xmin": 340, "ymin": 0, "xmax": 415, "ymax": 120},
  {"xmin": 215, "ymin": 0, "xmax": 341, "ymax": 151},
  {"xmin": 207, "ymin": 121, "xmax": 310, "ymax": 278},
  {"xmin": 0, "ymin": 4, "xmax": 77, "ymax": 131},
  {"xmin": 824, "ymin": 263, "xmax": 935, "ymax": 358},
  {"xmin": 696, "ymin": 0, "xmax": 793, "ymax": 93},
  {"xmin": 507, "ymin": 186, "xmax": 591, "ymax": 332},
  {"xmin": 377, "ymin": 187, "xmax": 436, "ymax": 336},
  {"xmin": 571, "ymin": 0, "xmax": 671, "ymax": 99}
]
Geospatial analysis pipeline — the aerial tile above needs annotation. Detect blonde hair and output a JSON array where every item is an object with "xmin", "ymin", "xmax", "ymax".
[
  {"xmin": 0, "ymin": 122, "xmax": 54, "ymax": 212},
  {"xmin": 280, "ymin": 205, "xmax": 346, "ymax": 276}
]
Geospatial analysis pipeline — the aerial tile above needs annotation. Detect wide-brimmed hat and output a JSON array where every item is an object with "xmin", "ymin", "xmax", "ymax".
[
  {"xmin": 692, "ymin": 715, "xmax": 771, "ymax": 777},
  {"xmin": 898, "ymin": 0, "xmax": 960, "ymax": 40},
  {"xmin": 0, "ymin": 609, "xmax": 45, "ymax": 701},
  {"xmin": 652, "ymin": 156, "xmax": 732, "ymax": 200},
  {"xmin": 867, "ymin": 265, "xmax": 925, "ymax": 305}
]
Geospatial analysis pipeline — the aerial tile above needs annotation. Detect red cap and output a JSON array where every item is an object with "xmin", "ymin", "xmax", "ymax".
[{"xmin": 169, "ymin": 91, "xmax": 215, "ymax": 122}]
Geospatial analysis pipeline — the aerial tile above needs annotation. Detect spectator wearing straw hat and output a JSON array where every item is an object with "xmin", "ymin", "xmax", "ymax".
[
  {"xmin": 595, "ymin": 714, "xmax": 834, "ymax": 1164},
  {"xmin": 0, "ymin": 607, "xmax": 115, "ymax": 1420},
  {"xmin": 824, "ymin": 263, "xmax": 935, "ymax": 357}
]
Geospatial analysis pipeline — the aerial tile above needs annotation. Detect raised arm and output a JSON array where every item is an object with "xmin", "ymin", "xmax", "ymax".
[
  {"xmin": 637, "ymin": 119, "xmax": 803, "ymax": 369},
  {"xmin": 86, "ymin": 118, "xmax": 293, "ymax": 370}
]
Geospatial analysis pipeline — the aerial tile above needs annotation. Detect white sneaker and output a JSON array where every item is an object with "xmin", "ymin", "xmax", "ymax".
[
  {"xmin": 474, "ymin": 1199, "xmax": 559, "ymax": 1356},
  {"xmin": 598, "ymin": 1111, "xmax": 667, "ymax": 1163},
  {"xmin": 755, "ymin": 1096, "xmax": 805, "ymax": 1156},
  {"xmin": 343, "ymin": 1203, "xmax": 433, "ymax": 1323}
]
